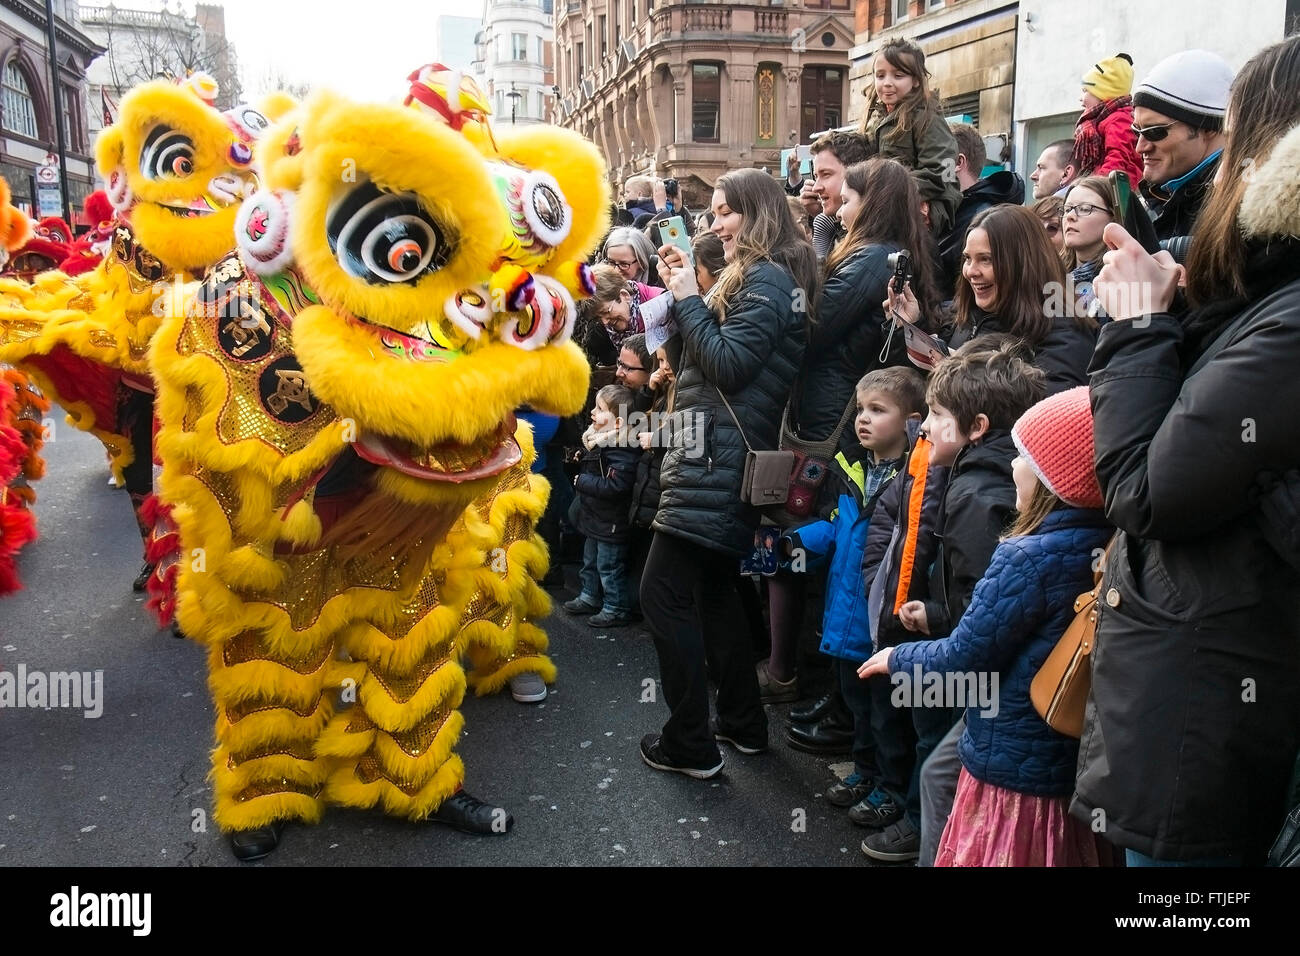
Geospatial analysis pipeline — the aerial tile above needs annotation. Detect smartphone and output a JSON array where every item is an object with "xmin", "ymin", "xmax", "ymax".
[
  {"xmin": 661, "ymin": 215, "xmax": 693, "ymax": 265},
  {"xmin": 1108, "ymin": 170, "xmax": 1161, "ymax": 254},
  {"xmin": 1107, "ymin": 170, "xmax": 1131, "ymax": 224}
]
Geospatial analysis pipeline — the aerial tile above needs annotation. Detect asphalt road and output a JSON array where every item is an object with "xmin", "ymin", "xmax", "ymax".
[{"xmin": 1, "ymin": 415, "xmax": 872, "ymax": 867}]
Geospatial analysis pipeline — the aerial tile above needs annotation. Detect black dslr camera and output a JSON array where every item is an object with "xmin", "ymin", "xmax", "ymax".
[
  {"xmin": 664, "ymin": 178, "xmax": 679, "ymax": 199},
  {"xmin": 887, "ymin": 249, "xmax": 911, "ymax": 294}
]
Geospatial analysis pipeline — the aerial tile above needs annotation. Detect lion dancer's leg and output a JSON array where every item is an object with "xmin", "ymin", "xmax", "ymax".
[
  {"xmin": 461, "ymin": 459, "xmax": 557, "ymax": 703},
  {"xmin": 117, "ymin": 379, "xmax": 156, "ymax": 591},
  {"xmin": 205, "ymin": 613, "xmax": 337, "ymax": 859},
  {"xmin": 318, "ymin": 561, "xmax": 512, "ymax": 834}
]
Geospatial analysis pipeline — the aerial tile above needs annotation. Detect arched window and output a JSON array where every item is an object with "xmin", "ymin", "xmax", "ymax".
[{"xmin": 3, "ymin": 61, "xmax": 38, "ymax": 138}]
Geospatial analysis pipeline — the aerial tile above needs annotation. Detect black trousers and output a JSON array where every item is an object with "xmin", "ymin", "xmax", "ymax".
[{"xmin": 640, "ymin": 531, "xmax": 767, "ymax": 764}]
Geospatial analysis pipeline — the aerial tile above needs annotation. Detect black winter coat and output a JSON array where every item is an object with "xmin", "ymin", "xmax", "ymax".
[
  {"xmin": 793, "ymin": 243, "xmax": 899, "ymax": 450},
  {"xmin": 573, "ymin": 442, "xmax": 640, "ymax": 544},
  {"xmin": 1072, "ymin": 275, "xmax": 1300, "ymax": 863},
  {"xmin": 629, "ymin": 445, "xmax": 664, "ymax": 529},
  {"xmin": 653, "ymin": 262, "xmax": 806, "ymax": 557},
  {"xmin": 919, "ymin": 430, "xmax": 1018, "ymax": 638},
  {"xmin": 945, "ymin": 307, "xmax": 1097, "ymax": 396},
  {"xmin": 937, "ymin": 171, "xmax": 1025, "ymax": 299}
]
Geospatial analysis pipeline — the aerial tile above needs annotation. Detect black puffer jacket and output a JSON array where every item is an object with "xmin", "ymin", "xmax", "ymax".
[
  {"xmin": 573, "ymin": 443, "xmax": 640, "ymax": 544},
  {"xmin": 793, "ymin": 243, "xmax": 899, "ymax": 451},
  {"xmin": 629, "ymin": 445, "xmax": 664, "ymax": 529},
  {"xmin": 945, "ymin": 308, "xmax": 1097, "ymax": 395},
  {"xmin": 919, "ymin": 429, "xmax": 1019, "ymax": 638},
  {"xmin": 937, "ymin": 171, "xmax": 1025, "ymax": 299},
  {"xmin": 653, "ymin": 262, "xmax": 806, "ymax": 556}
]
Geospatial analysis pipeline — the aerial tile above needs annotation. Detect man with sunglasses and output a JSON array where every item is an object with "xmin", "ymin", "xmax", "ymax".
[{"xmin": 1132, "ymin": 50, "xmax": 1234, "ymax": 248}]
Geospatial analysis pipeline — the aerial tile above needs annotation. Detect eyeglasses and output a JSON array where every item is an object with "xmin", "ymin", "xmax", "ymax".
[
  {"xmin": 1062, "ymin": 203, "xmax": 1108, "ymax": 218},
  {"xmin": 606, "ymin": 258, "xmax": 639, "ymax": 272},
  {"xmin": 616, "ymin": 359, "xmax": 645, "ymax": 372},
  {"xmin": 1130, "ymin": 121, "xmax": 1178, "ymax": 142}
]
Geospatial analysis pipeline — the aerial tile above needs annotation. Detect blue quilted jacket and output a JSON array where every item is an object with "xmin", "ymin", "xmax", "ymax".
[{"xmin": 890, "ymin": 508, "xmax": 1112, "ymax": 796}]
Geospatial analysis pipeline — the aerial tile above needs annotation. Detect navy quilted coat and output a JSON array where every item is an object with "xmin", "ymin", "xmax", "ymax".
[{"xmin": 890, "ymin": 508, "xmax": 1112, "ymax": 796}]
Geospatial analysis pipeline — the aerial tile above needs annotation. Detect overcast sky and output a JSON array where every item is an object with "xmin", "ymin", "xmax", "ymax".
[{"xmin": 124, "ymin": 0, "xmax": 485, "ymax": 103}]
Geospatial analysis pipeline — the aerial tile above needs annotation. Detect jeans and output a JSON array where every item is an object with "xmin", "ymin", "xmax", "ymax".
[
  {"xmin": 640, "ymin": 531, "xmax": 767, "ymax": 765},
  {"xmin": 836, "ymin": 658, "xmax": 877, "ymax": 782},
  {"xmin": 919, "ymin": 714, "xmax": 964, "ymax": 867},
  {"xmin": 578, "ymin": 537, "xmax": 631, "ymax": 615},
  {"xmin": 1125, "ymin": 849, "xmax": 1243, "ymax": 867}
]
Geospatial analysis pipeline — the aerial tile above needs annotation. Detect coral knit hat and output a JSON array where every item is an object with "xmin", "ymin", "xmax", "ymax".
[{"xmin": 1011, "ymin": 386, "xmax": 1104, "ymax": 509}]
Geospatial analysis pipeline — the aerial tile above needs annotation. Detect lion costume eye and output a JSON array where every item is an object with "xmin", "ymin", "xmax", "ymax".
[
  {"xmin": 327, "ymin": 181, "xmax": 452, "ymax": 285},
  {"xmin": 141, "ymin": 126, "xmax": 196, "ymax": 180}
]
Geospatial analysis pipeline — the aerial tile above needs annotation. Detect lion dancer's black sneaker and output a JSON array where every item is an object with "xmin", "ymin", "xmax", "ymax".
[
  {"xmin": 428, "ymin": 789, "xmax": 514, "ymax": 835},
  {"xmin": 229, "ymin": 820, "xmax": 286, "ymax": 861}
]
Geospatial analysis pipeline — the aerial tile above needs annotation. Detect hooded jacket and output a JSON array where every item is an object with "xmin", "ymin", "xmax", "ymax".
[
  {"xmin": 1072, "ymin": 123, "xmax": 1300, "ymax": 862},
  {"xmin": 937, "ymin": 170, "xmax": 1025, "ymax": 299},
  {"xmin": 863, "ymin": 104, "xmax": 963, "ymax": 238},
  {"xmin": 919, "ymin": 428, "xmax": 1019, "ymax": 638}
]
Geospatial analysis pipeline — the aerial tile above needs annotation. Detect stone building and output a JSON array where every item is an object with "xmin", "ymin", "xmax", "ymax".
[
  {"xmin": 474, "ymin": 0, "xmax": 556, "ymax": 128},
  {"xmin": 0, "ymin": 0, "xmax": 102, "ymax": 217},
  {"xmin": 554, "ymin": 0, "xmax": 856, "ymax": 208}
]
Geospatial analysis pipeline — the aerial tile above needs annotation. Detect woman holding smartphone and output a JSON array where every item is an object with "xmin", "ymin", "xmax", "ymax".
[{"xmin": 637, "ymin": 168, "xmax": 816, "ymax": 777}]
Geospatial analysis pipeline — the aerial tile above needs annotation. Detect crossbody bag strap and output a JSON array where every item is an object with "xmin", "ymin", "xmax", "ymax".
[
  {"xmin": 715, "ymin": 386, "xmax": 754, "ymax": 453},
  {"xmin": 827, "ymin": 395, "xmax": 858, "ymax": 445}
]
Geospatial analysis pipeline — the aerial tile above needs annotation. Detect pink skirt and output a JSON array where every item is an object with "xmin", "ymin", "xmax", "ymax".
[{"xmin": 935, "ymin": 768, "xmax": 1114, "ymax": 867}]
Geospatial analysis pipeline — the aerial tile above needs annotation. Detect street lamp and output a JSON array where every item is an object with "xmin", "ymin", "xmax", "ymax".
[{"xmin": 507, "ymin": 83, "xmax": 523, "ymax": 125}]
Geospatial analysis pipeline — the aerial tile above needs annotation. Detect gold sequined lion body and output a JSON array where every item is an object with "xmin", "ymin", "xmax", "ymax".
[{"xmin": 149, "ymin": 73, "xmax": 606, "ymax": 837}]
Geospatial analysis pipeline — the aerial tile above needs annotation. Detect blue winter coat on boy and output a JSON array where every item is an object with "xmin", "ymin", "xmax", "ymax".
[
  {"xmin": 889, "ymin": 508, "xmax": 1112, "ymax": 797},
  {"xmin": 783, "ymin": 448, "xmax": 903, "ymax": 662}
]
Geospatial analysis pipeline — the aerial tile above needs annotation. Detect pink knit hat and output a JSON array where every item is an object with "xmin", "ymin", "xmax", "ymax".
[{"xmin": 1011, "ymin": 386, "xmax": 1104, "ymax": 509}]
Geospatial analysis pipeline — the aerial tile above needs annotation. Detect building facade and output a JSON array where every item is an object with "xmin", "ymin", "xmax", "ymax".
[
  {"xmin": 1011, "ymin": 0, "xmax": 1291, "ymax": 183},
  {"xmin": 82, "ymin": 2, "xmax": 240, "ymax": 152},
  {"xmin": 555, "ymin": 0, "xmax": 856, "ymax": 207},
  {"xmin": 0, "ymin": 0, "xmax": 102, "ymax": 217},
  {"xmin": 850, "ymin": 0, "xmax": 1017, "ymax": 166},
  {"xmin": 474, "ymin": 0, "xmax": 555, "ymax": 128},
  {"xmin": 436, "ymin": 14, "xmax": 480, "ymax": 70}
]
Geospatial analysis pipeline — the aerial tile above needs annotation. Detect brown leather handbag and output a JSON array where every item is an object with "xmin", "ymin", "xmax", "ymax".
[{"xmin": 1030, "ymin": 536, "xmax": 1115, "ymax": 738}]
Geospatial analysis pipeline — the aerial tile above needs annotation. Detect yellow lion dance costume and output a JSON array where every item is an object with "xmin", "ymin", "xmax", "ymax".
[
  {"xmin": 0, "ymin": 75, "xmax": 283, "ymax": 590},
  {"xmin": 150, "ymin": 67, "xmax": 606, "ymax": 858}
]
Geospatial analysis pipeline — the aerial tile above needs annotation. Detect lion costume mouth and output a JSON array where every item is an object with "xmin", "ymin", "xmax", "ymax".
[{"xmin": 352, "ymin": 413, "xmax": 520, "ymax": 482}]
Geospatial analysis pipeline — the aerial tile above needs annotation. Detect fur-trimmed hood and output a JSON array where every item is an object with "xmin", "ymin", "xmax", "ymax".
[{"xmin": 1241, "ymin": 121, "xmax": 1300, "ymax": 238}]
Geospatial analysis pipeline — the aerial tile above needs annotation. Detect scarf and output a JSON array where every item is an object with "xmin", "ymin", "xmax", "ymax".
[
  {"xmin": 1073, "ymin": 95, "xmax": 1132, "ymax": 175},
  {"xmin": 605, "ymin": 281, "xmax": 646, "ymax": 352},
  {"xmin": 1180, "ymin": 236, "xmax": 1300, "ymax": 363}
]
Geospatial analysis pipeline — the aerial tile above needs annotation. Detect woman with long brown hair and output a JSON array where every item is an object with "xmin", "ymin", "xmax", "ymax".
[
  {"xmin": 768, "ymin": 158, "xmax": 937, "ymax": 712},
  {"xmin": 637, "ymin": 167, "xmax": 813, "ymax": 777},
  {"xmin": 1074, "ymin": 34, "xmax": 1300, "ymax": 867},
  {"xmin": 890, "ymin": 203, "xmax": 1097, "ymax": 394}
]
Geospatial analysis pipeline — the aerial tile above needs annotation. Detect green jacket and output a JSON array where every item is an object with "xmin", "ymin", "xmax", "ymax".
[{"xmin": 863, "ymin": 105, "xmax": 962, "ymax": 238}]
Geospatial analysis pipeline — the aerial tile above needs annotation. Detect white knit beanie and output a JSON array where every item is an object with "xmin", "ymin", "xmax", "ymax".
[{"xmin": 1133, "ymin": 50, "xmax": 1235, "ymax": 131}]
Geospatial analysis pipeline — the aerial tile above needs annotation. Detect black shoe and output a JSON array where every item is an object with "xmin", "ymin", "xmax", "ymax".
[
  {"xmin": 861, "ymin": 817, "xmax": 920, "ymax": 862},
  {"xmin": 848, "ymin": 787, "xmax": 904, "ymax": 829},
  {"xmin": 826, "ymin": 773, "xmax": 875, "ymax": 808},
  {"xmin": 639, "ymin": 733, "xmax": 723, "ymax": 779},
  {"xmin": 428, "ymin": 790, "xmax": 513, "ymax": 835},
  {"xmin": 562, "ymin": 596, "xmax": 599, "ymax": 615},
  {"xmin": 229, "ymin": 821, "xmax": 284, "ymax": 861},
  {"xmin": 711, "ymin": 720, "xmax": 768, "ymax": 755},
  {"xmin": 790, "ymin": 692, "xmax": 836, "ymax": 724},
  {"xmin": 588, "ymin": 610, "xmax": 635, "ymax": 628},
  {"xmin": 170, "ymin": 620, "xmax": 186, "ymax": 639},
  {"xmin": 785, "ymin": 718, "xmax": 853, "ymax": 755},
  {"xmin": 132, "ymin": 561, "xmax": 155, "ymax": 592}
]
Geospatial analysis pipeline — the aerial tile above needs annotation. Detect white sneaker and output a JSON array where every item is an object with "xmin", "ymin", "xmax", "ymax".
[{"xmin": 509, "ymin": 671, "xmax": 548, "ymax": 703}]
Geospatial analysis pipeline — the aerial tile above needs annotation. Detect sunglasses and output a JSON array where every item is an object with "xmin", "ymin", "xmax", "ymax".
[{"xmin": 1130, "ymin": 121, "xmax": 1179, "ymax": 142}]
